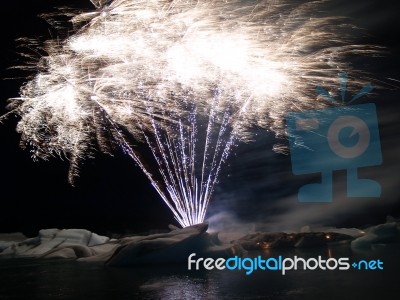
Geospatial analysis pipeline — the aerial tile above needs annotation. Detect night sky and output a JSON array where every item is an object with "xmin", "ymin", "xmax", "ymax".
[{"xmin": 0, "ymin": 0, "xmax": 399, "ymax": 237}]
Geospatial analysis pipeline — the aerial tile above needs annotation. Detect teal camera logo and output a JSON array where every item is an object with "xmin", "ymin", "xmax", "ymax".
[{"xmin": 286, "ymin": 74, "xmax": 382, "ymax": 202}]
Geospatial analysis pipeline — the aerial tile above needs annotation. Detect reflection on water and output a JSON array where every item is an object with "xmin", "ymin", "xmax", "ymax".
[{"xmin": 0, "ymin": 244, "xmax": 398, "ymax": 299}]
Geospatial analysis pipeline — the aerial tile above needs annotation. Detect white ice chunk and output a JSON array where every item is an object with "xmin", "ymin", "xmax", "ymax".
[
  {"xmin": 54, "ymin": 229, "xmax": 92, "ymax": 246},
  {"xmin": 24, "ymin": 238, "xmax": 66, "ymax": 256},
  {"xmin": 351, "ymin": 222, "xmax": 400, "ymax": 249},
  {"xmin": 39, "ymin": 229, "xmax": 60, "ymax": 240},
  {"xmin": 88, "ymin": 233, "xmax": 110, "ymax": 247},
  {"xmin": 104, "ymin": 223, "xmax": 244, "ymax": 266},
  {"xmin": 23, "ymin": 229, "xmax": 92, "ymax": 256}
]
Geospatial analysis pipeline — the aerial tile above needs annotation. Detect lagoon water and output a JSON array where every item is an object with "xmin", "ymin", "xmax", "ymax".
[{"xmin": 0, "ymin": 244, "xmax": 398, "ymax": 299}]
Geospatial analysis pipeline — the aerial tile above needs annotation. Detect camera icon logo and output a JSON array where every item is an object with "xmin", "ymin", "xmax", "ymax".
[{"xmin": 286, "ymin": 75, "xmax": 382, "ymax": 202}]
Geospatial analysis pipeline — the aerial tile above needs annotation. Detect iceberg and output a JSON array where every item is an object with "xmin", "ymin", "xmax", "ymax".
[
  {"xmin": 351, "ymin": 221, "xmax": 400, "ymax": 249},
  {"xmin": 0, "ymin": 223, "xmax": 244, "ymax": 265},
  {"xmin": 0, "ymin": 228, "xmax": 109, "ymax": 257},
  {"xmin": 3, "ymin": 219, "xmax": 398, "ymax": 263}
]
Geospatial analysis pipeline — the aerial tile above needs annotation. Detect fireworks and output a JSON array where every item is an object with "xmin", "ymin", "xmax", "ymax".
[{"xmin": 3, "ymin": 0, "xmax": 380, "ymax": 227}]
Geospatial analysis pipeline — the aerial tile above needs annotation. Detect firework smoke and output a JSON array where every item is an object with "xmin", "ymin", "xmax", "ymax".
[{"xmin": 3, "ymin": 0, "xmax": 381, "ymax": 227}]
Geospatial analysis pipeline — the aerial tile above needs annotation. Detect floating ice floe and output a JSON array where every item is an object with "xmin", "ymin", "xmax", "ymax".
[
  {"xmin": 351, "ymin": 220, "xmax": 400, "ymax": 249},
  {"xmin": 2, "ymin": 220, "xmax": 399, "ymax": 262},
  {"xmin": 0, "ymin": 223, "xmax": 244, "ymax": 265},
  {"xmin": 84, "ymin": 223, "xmax": 245, "ymax": 266},
  {"xmin": 0, "ymin": 228, "xmax": 109, "ymax": 257}
]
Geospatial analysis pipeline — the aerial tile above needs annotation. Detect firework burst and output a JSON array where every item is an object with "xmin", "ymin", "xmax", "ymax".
[{"xmin": 3, "ymin": 0, "xmax": 381, "ymax": 227}]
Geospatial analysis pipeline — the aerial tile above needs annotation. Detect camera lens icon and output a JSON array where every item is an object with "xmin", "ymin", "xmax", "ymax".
[
  {"xmin": 327, "ymin": 116, "xmax": 370, "ymax": 159},
  {"xmin": 286, "ymin": 103, "xmax": 382, "ymax": 202}
]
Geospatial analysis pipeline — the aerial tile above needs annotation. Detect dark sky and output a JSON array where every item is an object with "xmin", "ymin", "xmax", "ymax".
[
  {"xmin": 0, "ymin": 0, "xmax": 173, "ymax": 235},
  {"xmin": 0, "ymin": 0, "xmax": 399, "ymax": 236}
]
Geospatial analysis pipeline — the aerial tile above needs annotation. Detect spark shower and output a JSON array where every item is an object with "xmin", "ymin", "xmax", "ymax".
[{"xmin": 2, "ymin": 0, "xmax": 380, "ymax": 227}]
